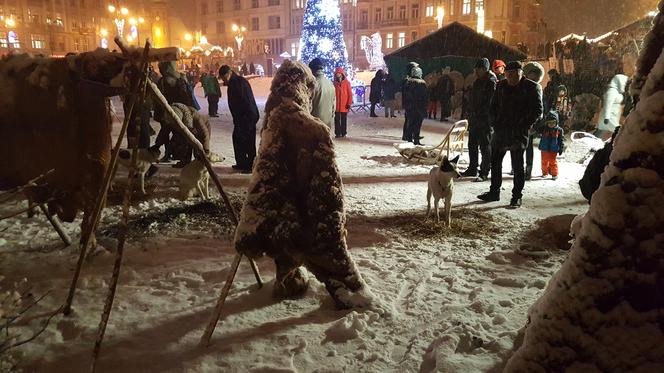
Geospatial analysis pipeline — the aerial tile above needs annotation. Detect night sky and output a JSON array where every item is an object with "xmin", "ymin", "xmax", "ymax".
[{"xmin": 541, "ymin": 0, "xmax": 659, "ymax": 37}]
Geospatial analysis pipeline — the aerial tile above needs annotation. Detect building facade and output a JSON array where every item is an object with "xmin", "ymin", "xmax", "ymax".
[
  {"xmin": 193, "ymin": 0, "xmax": 545, "ymax": 69},
  {"xmin": 0, "ymin": 0, "xmax": 172, "ymax": 56}
]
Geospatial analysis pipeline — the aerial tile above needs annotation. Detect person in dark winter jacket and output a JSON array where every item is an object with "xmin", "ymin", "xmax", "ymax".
[
  {"xmin": 579, "ymin": 126, "xmax": 619, "ymax": 201},
  {"xmin": 154, "ymin": 61, "xmax": 198, "ymax": 166},
  {"xmin": 463, "ymin": 58, "xmax": 496, "ymax": 181},
  {"xmin": 478, "ymin": 61, "xmax": 543, "ymax": 208},
  {"xmin": 249, "ymin": 62, "xmax": 256, "ymax": 75},
  {"xmin": 523, "ymin": 61, "xmax": 546, "ymax": 180},
  {"xmin": 219, "ymin": 64, "xmax": 260, "ymax": 173},
  {"xmin": 403, "ymin": 66, "xmax": 428, "ymax": 145},
  {"xmin": 402, "ymin": 61, "xmax": 420, "ymax": 140},
  {"xmin": 436, "ymin": 67, "xmax": 455, "ymax": 121},
  {"xmin": 369, "ymin": 69, "xmax": 384, "ymax": 117},
  {"xmin": 543, "ymin": 69, "xmax": 563, "ymax": 112},
  {"xmin": 382, "ymin": 74, "xmax": 397, "ymax": 118},
  {"xmin": 538, "ymin": 111, "xmax": 564, "ymax": 180}
]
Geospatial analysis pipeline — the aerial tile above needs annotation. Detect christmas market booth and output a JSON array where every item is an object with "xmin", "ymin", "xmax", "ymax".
[{"xmin": 384, "ymin": 22, "xmax": 526, "ymax": 82}]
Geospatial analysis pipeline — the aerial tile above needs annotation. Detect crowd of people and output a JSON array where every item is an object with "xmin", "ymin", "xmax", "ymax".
[{"xmin": 125, "ymin": 52, "xmax": 627, "ymax": 209}]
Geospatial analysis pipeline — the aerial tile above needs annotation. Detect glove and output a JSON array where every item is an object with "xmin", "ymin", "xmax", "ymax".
[
  {"xmin": 604, "ymin": 118, "xmax": 609, "ymax": 125},
  {"xmin": 558, "ymin": 146, "xmax": 564, "ymax": 155},
  {"xmin": 346, "ymin": 104, "xmax": 351, "ymax": 110}
]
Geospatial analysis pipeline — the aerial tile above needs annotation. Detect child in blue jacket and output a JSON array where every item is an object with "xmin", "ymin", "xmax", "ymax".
[{"xmin": 538, "ymin": 110, "xmax": 565, "ymax": 180}]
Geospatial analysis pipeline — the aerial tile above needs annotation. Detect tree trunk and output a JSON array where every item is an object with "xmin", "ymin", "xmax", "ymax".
[{"xmin": 504, "ymin": 4, "xmax": 664, "ymax": 372}]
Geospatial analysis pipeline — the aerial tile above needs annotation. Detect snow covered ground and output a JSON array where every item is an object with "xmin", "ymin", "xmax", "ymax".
[{"xmin": 1, "ymin": 78, "xmax": 590, "ymax": 372}]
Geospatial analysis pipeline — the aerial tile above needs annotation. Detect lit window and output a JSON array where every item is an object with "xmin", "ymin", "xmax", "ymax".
[
  {"xmin": 425, "ymin": 5, "xmax": 434, "ymax": 17},
  {"xmin": 291, "ymin": 41, "xmax": 298, "ymax": 57},
  {"xmin": 462, "ymin": 0, "xmax": 471, "ymax": 15},
  {"xmin": 398, "ymin": 32, "xmax": 405, "ymax": 47},
  {"xmin": 475, "ymin": 0, "xmax": 484, "ymax": 12},
  {"xmin": 31, "ymin": 34, "xmax": 46, "ymax": 49},
  {"xmin": 386, "ymin": 33, "xmax": 393, "ymax": 48}
]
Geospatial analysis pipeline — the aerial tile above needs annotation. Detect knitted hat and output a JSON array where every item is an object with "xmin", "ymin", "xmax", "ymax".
[
  {"xmin": 411, "ymin": 67, "xmax": 423, "ymax": 78},
  {"xmin": 475, "ymin": 58, "xmax": 490, "ymax": 71},
  {"xmin": 492, "ymin": 60, "xmax": 506, "ymax": 70}
]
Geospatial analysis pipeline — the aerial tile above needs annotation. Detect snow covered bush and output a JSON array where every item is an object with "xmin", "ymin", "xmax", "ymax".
[{"xmin": 504, "ymin": 4, "xmax": 664, "ymax": 372}]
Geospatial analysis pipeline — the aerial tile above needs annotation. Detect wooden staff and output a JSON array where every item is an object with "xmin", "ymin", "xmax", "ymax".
[{"xmin": 90, "ymin": 40, "xmax": 152, "ymax": 373}]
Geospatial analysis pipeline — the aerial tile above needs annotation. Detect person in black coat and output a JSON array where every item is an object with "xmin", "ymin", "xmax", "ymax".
[
  {"xmin": 435, "ymin": 69, "xmax": 455, "ymax": 121},
  {"xmin": 403, "ymin": 66, "xmax": 428, "ymax": 145},
  {"xmin": 369, "ymin": 69, "xmax": 384, "ymax": 117},
  {"xmin": 401, "ymin": 61, "xmax": 420, "ymax": 141},
  {"xmin": 382, "ymin": 74, "xmax": 397, "ymax": 118},
  {"xmin": 543, "ymin": 69, "xmax": 563, "ymax": 112},
  {"xmin": 219, "ymin": 65, "xmax": 260, "ymax": 173},
  {"xmin": 478, "ymin": 61, "xmax": 543, "ymax": 208},
  {"xmin": 463, "ymin": 58, "xmax": 497, "ymax": 181}
]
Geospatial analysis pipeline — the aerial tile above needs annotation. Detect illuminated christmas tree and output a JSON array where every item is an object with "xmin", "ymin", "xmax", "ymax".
[{"xmin": 298, "ymin": 0, "xmax": 351, "ymax": 79}]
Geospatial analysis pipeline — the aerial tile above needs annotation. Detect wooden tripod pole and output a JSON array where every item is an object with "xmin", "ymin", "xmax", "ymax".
[
  {"xmin": 90, "ymin": 41, "xmax": 152, "ymax": 373},
  {"xmin": 200, "ymin": 252, "xmax": 243, "ymax": 346}
]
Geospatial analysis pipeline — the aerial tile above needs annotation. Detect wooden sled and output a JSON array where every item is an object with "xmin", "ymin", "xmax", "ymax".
[{"xmin": 394, "ymin": 119, "xmax": 468, "ymax": 164}]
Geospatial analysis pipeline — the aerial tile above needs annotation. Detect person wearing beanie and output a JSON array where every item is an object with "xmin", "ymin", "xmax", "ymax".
[
  {"xmin": 333, "ymin": 66, "xmax": 353, "ymax": 138},
  {"xmin": 219, "ymin": 64, "xmax": 260, "ymax": 173},
  {"xmin": 308, "ymin": 58, "xmax": 336, "ymax": 130},
  {"xmin": 401, "ymin": 61, "xmax": 421, "ymax": 140},
  {"xmin": 402, "ymin": 66, "xmax": 428, "ymax": 145},
  {"xmin": 369, "ymin": 69, "xmax": 384, "ymax": 117},
  {"xmin": 478, "ymin": 60, "xmax": 543, "ymax": 208},
  {"xmin": 492, "ymin": 60, "xmax": 506, "ymax": 81},
  {"xmin": 462, "ymin": 57, "xmax": 497, "ymax": 181},
  {"xmin": 538, "ymin": 110, "xmax": 564, "ymax": 180}
]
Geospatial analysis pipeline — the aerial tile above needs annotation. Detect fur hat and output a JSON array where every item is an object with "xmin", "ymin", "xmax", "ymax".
[
  {"xmin": 411, "ymin": 67, "xmax": 423, "ymax": 78},
  {"xmin": 523, "ymin": 61, "xmax": 545, "ymax": 83}
]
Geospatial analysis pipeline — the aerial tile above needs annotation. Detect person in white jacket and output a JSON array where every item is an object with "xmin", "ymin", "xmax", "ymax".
[
  {"xmin": 596, "ymin": 73, "xmax": 628, "ymax": 139},
  {"xmin": 308, "ymin": 58, "xmax": 336, "ymax": 129}
]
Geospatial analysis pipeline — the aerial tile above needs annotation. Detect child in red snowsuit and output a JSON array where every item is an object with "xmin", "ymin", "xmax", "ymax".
[{"xmin": 538, "ymin": 110, "xmax": 565, "ymax": 180}]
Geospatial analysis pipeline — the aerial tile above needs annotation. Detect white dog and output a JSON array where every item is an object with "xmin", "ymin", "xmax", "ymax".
[
  {"xmin": 116, "ymin": 146, "xmax": 160, "ymax": 194},
  {"xmin": 426, "ymin": 155, "xmax": 461, "ymax": 226},
  {"xmin": 178, "ymin": 152, "xmax": 225, "ymax": 200}
]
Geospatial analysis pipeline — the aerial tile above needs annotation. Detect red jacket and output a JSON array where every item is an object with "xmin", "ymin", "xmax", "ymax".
[{"xmin": 334, "ymin": 67, "xmax": 353, "ymax": 113}]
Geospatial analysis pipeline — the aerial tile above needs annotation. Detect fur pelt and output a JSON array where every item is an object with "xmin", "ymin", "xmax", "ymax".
[{"xmin": 234, "ymin": 60, "xmax": 370, "ymax": 306}]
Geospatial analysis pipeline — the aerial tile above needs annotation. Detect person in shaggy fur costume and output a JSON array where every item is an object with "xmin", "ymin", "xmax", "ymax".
[{"xmin": 233, "ymin": 60, "xmax": 374, "ymax": 309}]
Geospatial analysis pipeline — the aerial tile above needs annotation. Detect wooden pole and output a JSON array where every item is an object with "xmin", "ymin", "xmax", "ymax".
[
  {"xmin": 39, "ymin": 204, "xmax": 71, "ymax": 247},
  {"xmin": 90, "ymin": 40, "xmax": 152, "ymax": 373},
  {"xmin": 199, "ymin": 253, "xmax": 243, "ymax": 346}
]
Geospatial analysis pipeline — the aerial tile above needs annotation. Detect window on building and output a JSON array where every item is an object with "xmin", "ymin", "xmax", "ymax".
[
  {"xmin": 58, "ymin": 39, "xmax": 65, "ymax": 50},
  {"xmin": 0, "ymin": 33, "xmax": 7, "ymax": 49},
  {"xmin": 201, "ymin": 22, "xmax": 207, "ymax": 34},
  {"xmin": 374, "ymin": 8, "xmax": 382, "ymax": 22},
  {"xmin": 513, "ymin": 0, "xmax": 520, "ymax": 17},
  {"xmin": 386, "ymin": 6, "xmax": 394, "ymax": 20},
  {"xmin": 216, "ymin": 21, "xmax": 225, "ymax": 34},
  {"xmin": 386, "ymin": 33, "xmax": 393, "ymax": 48},
  {"xmin": 399, "ymin": 5, "xmax": 406, "ymax": 19},
  {"xmin": 411, "ymin": 31, "xmax": 417, "ymax": 41},
  {"xmin": 69, "ymin": 0, "xmax": 76, "ymax": 7},
  {"xmin": 462, "ymin": 0, "xmax": 471, "ymax": 15},
  {"xmin": 29, "ymin": 14, "xmax": 40, "ymax": 24},
  {"xmin": 201, "ymin": 2, "xmax": 208, "ymax": 15},
  {"xmin": 411, "ymin": 4, "xmax": 419, "ymax": 18},
  {"xmin": 475, "ymin": 0, "xmax": 484, "ymax": 12},
  {"xmin": 291, "ymin": 41, "xmax": 298, "ymax": 57},
  {"xmin": 251, "ymin": 0, "xmax": 258, "ymax": 7},
  {"xmin": 216, "ymin": 0, "xmax": 223, "ymax": 12},
  {"xmin": 268, "ymin": 15, "xmax": 280, "ymax": 29},
  {"xmin": 449, "ymin": 0, "xmax": 454, "ymax": 15},
  {"xmin": 268, "ymin": 0, "xmax": 279, "ymax": 6},
  {"xmin": 55, "ymin": 18, "xmax": 64, "ymax": 26},
  {"xmin": 79, "ymin": 0, "xmax": 85, "ymax": 7},
  {"xmin": 233, "ymin": 0, "xmax": 241, "ymax": 11},
  {"xmin": 360, "ymin": 10, "xmax": 368, "ymax": 23},
  {"xmin": 251, "ymin": 17, "xmax": 259, "ymax": 30},
  {"xmin": 425, "ymin": 5, "xmax": 434, "ymax": 17},
  {"xmin": 293, "ymin": 0, "xmax": 304, "ymax": 9},
  {"xmin": 31, "ymin": 34, "xmax": 46, "ymax": 49},
  {"xmin": 397, "ymin": 32, "xmax": 405, "ymax": 47}
]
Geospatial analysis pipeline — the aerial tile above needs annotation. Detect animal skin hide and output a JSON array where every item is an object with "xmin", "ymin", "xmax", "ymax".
[{"xmin": 234, "ymin": 60, "xmax": 372, "ymax": 307}]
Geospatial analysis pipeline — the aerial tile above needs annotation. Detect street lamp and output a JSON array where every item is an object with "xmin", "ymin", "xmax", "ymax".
[{"xmin": 232, "ymin": 24, "xmax": 246, "ymax": 51}]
